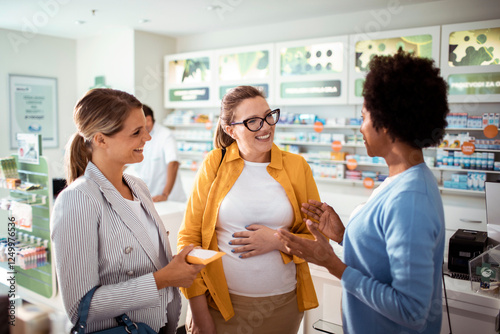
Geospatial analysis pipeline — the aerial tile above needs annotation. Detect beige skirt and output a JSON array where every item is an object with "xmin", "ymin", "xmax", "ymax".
[{"xmin": 207, "ymin": 290, "xmax": 303, "ymax": 334}]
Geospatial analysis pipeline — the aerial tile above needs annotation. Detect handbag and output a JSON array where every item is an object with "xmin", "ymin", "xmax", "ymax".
[{"xmin": 70, "ymin": 286, "xmax": 157, "ymax": 334}]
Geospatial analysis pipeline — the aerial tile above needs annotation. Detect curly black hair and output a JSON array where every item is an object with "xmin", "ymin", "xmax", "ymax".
[{"xmin": 362, "ymin": 49, "xmax": 449, "ymax": 148}]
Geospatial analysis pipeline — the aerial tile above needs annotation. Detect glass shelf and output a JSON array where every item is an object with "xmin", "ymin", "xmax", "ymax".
[
  {"xmin": 430, "ymin": 167, "xmax": 500, "ymax": 174},
  {"xmin": 277, "ymin": 140, "xmax": 365, "ymax": 148},
  {"xmin": 277, "ymin": 124, "xmax": 360, "ymax": 130}
]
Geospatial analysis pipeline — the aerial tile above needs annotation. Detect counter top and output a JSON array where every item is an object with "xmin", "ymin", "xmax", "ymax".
[{"xmin": 309, "ymin": 262, "xmax": 500, "ymax": 317}]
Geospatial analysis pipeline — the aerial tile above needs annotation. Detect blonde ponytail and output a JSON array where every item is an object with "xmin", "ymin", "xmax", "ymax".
[
  {"xmin": 65, "ymin": 133, "xmax": 91, "ymax": 184},
  {"xmin": 213, "ymin": 118, "xmax": 235, "ymax": 149}
]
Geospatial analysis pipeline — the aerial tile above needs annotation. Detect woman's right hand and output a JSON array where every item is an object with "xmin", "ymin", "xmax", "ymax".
[
  {"xmin": 154, "ymin": 245, "xmax": 205, "ymax": 289},
  {"xmin": 189, "ymin": 295, "xmax": 216, "ymax": 334},
  {"xmin": 301, "ymin": 200, "xmax": 345, "ymax": 243}
]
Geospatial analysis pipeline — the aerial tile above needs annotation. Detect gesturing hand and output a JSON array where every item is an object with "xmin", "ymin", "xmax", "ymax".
[
  {"xmin": 301, "ymin": 200, "xmax": 344, "ymax": 243},
  {"xmin": 230, "ymin": 224, "xmax": 286, "ymax": 259},
  {"xmin": 276, "ymin": 220, "xmax": 347, "ymax": 279}
]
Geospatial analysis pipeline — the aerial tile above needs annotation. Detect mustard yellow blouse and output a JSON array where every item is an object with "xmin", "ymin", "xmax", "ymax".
[{"xmin": 177, "ymin": 142, "xmax": 320, "ymax": 320}]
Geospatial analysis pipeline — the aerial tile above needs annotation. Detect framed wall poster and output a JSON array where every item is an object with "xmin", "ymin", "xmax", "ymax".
[
  {"xmin": 441, "ymin": 19, "xmax": 500, "ymax": 103},
  {"xmin": 9, "ymin": 74, "xmax": 58, "ymax": 149},
  {"xmin": 164, "ymin": 50, "xmax": 217, "ymax": 108},
  {"xmin": 215, "ymin": 43, "xmax": 275, "ymax": 104},
  {"xmin": 275, "ymin": 35, "xmax": 349, "ymax": 106},
  {"xmin": 348, "ymin": 26, "xmax": 440, "ymax": 105}
]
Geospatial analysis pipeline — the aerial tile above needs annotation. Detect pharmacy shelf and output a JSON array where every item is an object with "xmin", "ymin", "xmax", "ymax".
[
  {"xmin": 306, "ymin": 159, "xmax": 387, "ymax": 168},
  {"xmin": 314, "ymin": 177, "xmax": 382, "ymax": 186},
  {"xmin": 276, "ymin": 140, "xmax": 365, "ymax": 148},
  {"xmin": 278, "ymin": 124, "xmax": 360, "ymax": 130},
  {"xmin": 430, "ymin": 167, "xmax": 500, "ymax": 174},
  {"xmin": 444, "ymin": 127, "xmax": 484, "ymax": 131},
  {"xmin": 176, "ymin": 137, "xmax": 212, "ymax": 142},
  {"xmin": 427, "ymin": 147, "xmax": 500, "ymax": 153},
  {"xmin": 438, "ymin": 187, "xmax": 485, "ymax": 196},
  {"xmin": 179, "ymin": 151, "xmax": 207, "ymax": 157},
  {"xmin": 165, "ymin": 123, "xmax": 213, "ymax": 129}
]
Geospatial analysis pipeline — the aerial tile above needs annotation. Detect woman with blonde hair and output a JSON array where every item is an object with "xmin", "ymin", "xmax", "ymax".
[
  {"xmin": 51, "ymin": 88, "xmax": 204, "ymax": 334},
  {"xmin": 178, "ymin": 85, "xmax": 320, "ymax": 334}
]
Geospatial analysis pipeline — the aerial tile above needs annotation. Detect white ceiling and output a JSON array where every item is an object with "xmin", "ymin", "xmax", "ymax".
[{"xmin": 0, "ymin": 0, "xmax": 440, "ymax": 40}]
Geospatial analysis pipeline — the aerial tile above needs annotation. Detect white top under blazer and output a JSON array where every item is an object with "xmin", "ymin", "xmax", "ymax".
[
  {"xmin": 216, "ymin": 160, "xmax": 296, "ymax": 297},
  {"xmin": 50, "ymin": 162, "xmax": 181, "ymax": 333}
]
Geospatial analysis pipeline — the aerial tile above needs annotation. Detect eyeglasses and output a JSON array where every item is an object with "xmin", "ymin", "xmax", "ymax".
[{"xmin": 230, "ymin": 109, "xmax": 280, "ymax": 132}]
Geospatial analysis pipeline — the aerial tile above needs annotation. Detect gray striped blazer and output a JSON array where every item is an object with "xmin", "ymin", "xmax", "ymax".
[{"xmin": 50, "ymin": 162, "xmax": 181, "ymax": 333}]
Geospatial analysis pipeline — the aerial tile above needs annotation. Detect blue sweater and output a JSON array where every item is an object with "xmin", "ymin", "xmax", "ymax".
[{"xmin": 341, "ymin": 163, "xmax": 445, "ymax": 334}]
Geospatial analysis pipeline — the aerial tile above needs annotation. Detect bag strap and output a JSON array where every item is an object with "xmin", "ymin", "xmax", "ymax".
[
  {"xmin": 71, "ymin": 286, "xmax": 99, "ymax": 334},
  {"xmin": 219, "ymin": 148, "xmax": 226, "ymax": 168},
  {"xmin": 215, "ymin": 148, "xmax": 226, "ymax": 177},
  {"xmin": 71, "ymin": 287, "xmax": 139, "ymax": 334}
]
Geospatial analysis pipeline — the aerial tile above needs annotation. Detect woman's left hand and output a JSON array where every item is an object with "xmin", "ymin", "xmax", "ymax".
[{"xmin": 230, "ymin": 224, "xmax": 285, "ymax": 258}]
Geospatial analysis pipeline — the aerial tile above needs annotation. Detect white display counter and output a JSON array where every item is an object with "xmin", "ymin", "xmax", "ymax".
[{"xmin": 304, "ymin": 263, "xmax": 500, "ymax": 334}]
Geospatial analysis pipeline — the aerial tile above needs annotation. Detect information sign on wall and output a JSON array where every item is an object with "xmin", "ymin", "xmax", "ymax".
[
  {"xmin": 441, "ymin": 19, "xmax": 500, "ymax": 103},
  {"xmin": 219, "ymin": 50, "xmax": 269, "ymax": 81},
  {"xmin": 276, "ymin": 36, "xmax": 348, "ymax": 105},
  {"xmin": 164, "ymin": 51, "xmax": 216, "ymax": 108},
  {"xmin": 349, "ymin": 26, "xmax": 440, "ymax": 104},
  {"xmin": 9, "ymin": 74, "xmax": 58, "ymax": 149},
  {"xmin": 354, "ymin": 34, "xmax": 434, "ymax": 97},
  {"xmin": 280, "ymin": 42, "xmax": 343, "ymax": 76},
  {"xmin": 167, "ymin": 57, "xmax": 211, "ymax": 84}
]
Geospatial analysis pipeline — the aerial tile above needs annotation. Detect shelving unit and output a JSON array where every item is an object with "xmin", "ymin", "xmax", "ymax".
[
  {"xmin": 0, "ymin": 155, "xmax": 56, "ymax": 299},
  {"xmin": 167, "ymin": 119, "xmax": 499, "ymax": 196}
]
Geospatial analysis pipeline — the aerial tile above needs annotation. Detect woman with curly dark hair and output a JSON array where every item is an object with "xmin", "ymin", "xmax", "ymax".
[{"xmin": 277, "ymin": 50, "xmax": 449, "ymax": 334}]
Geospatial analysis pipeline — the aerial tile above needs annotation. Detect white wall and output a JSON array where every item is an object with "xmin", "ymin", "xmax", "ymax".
[
  {"xmin": 134, "ymin": 30, "xmax": 176, "ymax": 122},
  {"xmin": 176, "ymin": 0, "xmax": 500, "ymax": 52},
  {"xmin": 0, "ymin": 28, "xmax": 76, "ymax": 178},
  {"xmin": 76, "ymin": 28, "xmax": 135, "ymax": 97}
]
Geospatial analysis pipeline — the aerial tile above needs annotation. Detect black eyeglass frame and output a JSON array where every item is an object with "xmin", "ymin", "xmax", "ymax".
[{"xmin": 230, "ymin": 109, "xmax": 280, "ymax": 132}]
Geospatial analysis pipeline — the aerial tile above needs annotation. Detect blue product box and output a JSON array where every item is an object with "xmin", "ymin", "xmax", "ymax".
[
  {"xmin": 443, "ymin": 180, "xmax": 453, "ymax": 189},
  {"xmin": 348, "ymin": 118, "xmax": 362, "ymax": 125}
]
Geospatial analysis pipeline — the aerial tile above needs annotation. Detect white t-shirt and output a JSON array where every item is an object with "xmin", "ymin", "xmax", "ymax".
[
  {"xmin": 132, "ymin": 123, "xmax": 186, "ymax": 202},
  {"xmin": 216, "ymin": 160, "xmax": 297, "ymax": 297},
  {"xmin": 123, "ymin": 196, "xmax": 166, "ymax": 264}
]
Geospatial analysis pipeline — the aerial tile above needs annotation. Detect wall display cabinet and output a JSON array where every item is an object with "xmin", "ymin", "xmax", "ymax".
[
  {"xmin": 0, "ymin": 155, "xmax": 56, "ymax": 298},
  {"xmin": 275, "ymin": 36, "xmax": 349, "ymax": 105},
  {"xmin": 441, "ymin": 19, "xmax": 500, "ymax": 103},
  {"xmin": 164, "ymin": 51, "xmax": 217, "ymax": 108},
  {"xmin": 168, "ymin": 123, "xmax": 214, "ymax": 172},
  {"xmin": 165, "ymin": 20, "xmax": 499, "ymax": 197},
  {"xmin": 215, "ymin": 43, "xmax": 275, "ymax": 104},
  {"xmin": 348, "ymin": 25, "xmax": 441, "ymax": 105}
]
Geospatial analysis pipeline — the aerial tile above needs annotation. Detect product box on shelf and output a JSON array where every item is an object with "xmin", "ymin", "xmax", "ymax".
[
  {"xmin": 482, "ymin": 113, "xmax": 500, "ymax": 128},
  {"xmin": 330, "ymin": 152, "xmax": 346, "ymax": 161},
  {"xmin": 467, "ymin": 115, "xmax": 482, "ymax": 128}
]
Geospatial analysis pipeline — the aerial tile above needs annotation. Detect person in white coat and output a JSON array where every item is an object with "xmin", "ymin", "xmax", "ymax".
[
  {"xmin": 132, "ymin": 105, "xmax": 186, "ymax": 202},
  {"xmin": 51, "ymin": 88, "xmax": 203, "ymax": 334}
]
